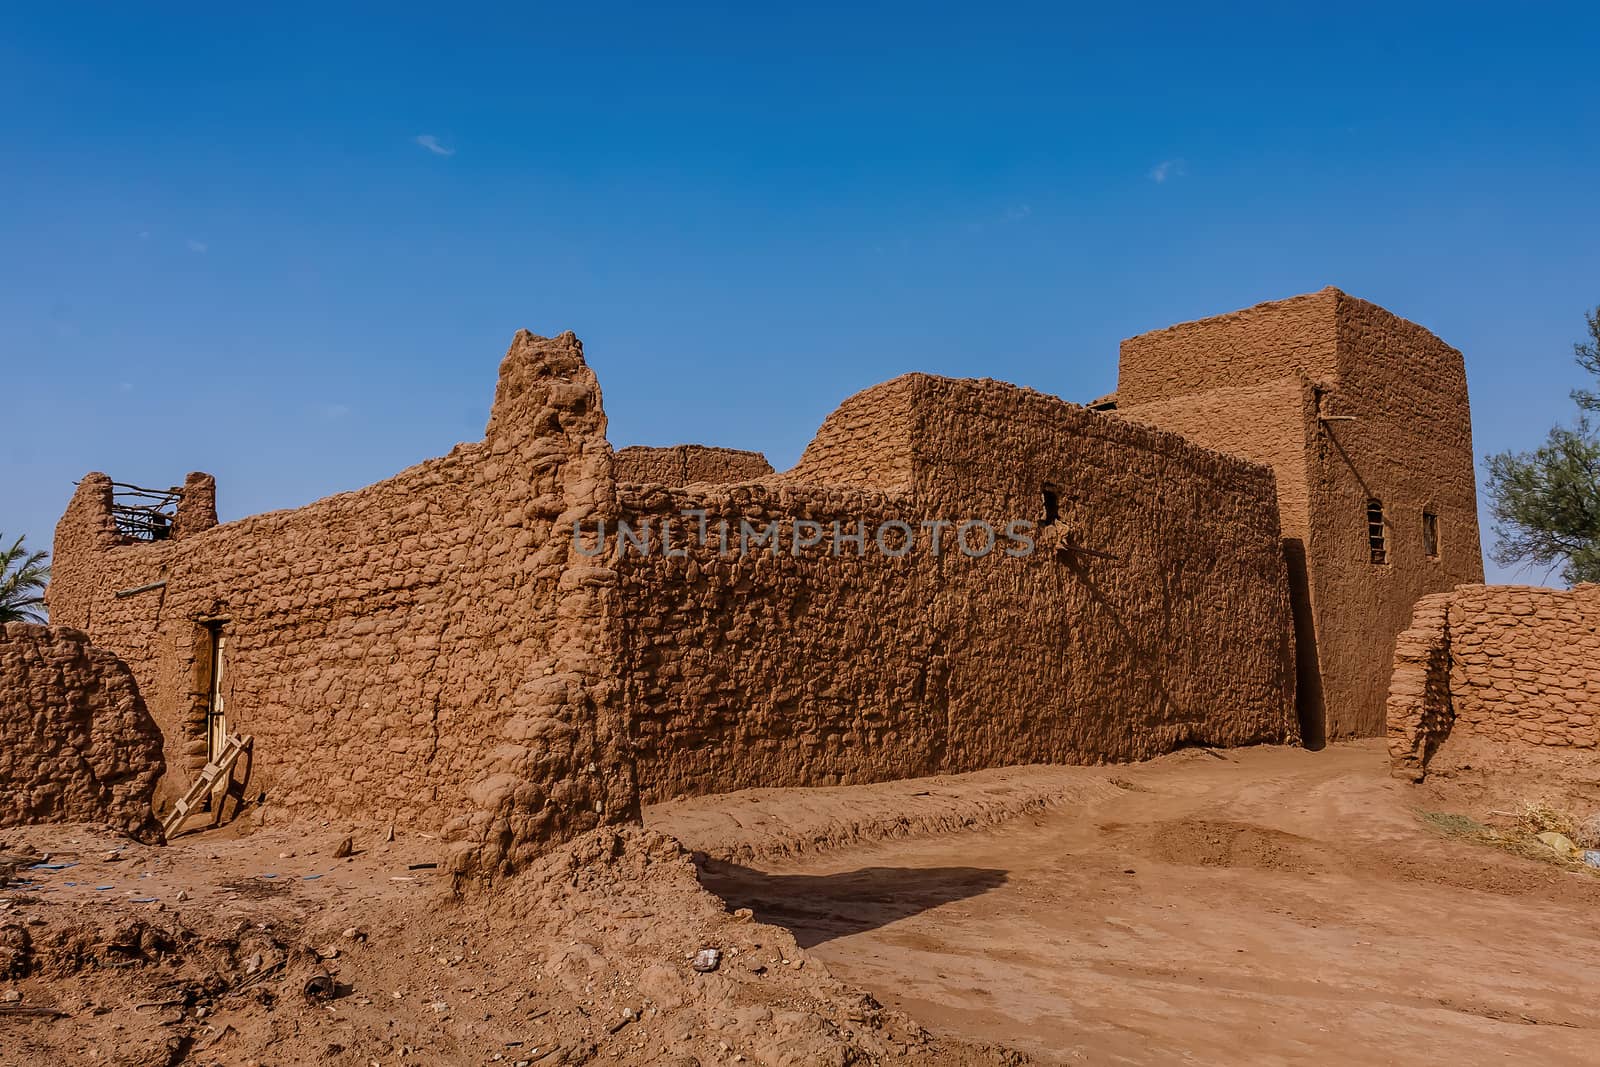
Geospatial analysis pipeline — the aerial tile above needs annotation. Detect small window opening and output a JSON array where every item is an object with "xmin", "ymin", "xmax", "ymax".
[
  {"xmin": 1042, "ymin": 487, "xmax": 1060, "ymax": 526},
  {"xmin": 1422, "ymin": 511, "xmax": 1440, "ymax": 560},
  {"xmin": 1367, "ymin": 499, "xmax": 1387, "ymax": 564}
]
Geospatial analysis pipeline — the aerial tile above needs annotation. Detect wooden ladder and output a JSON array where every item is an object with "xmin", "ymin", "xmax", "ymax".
[{"xmin": 161, "ymin": 733, "xmax": 254, "ymax": 841}]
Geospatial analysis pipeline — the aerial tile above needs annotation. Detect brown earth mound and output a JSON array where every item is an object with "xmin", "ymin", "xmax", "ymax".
[{"xmin": 0, "ymin": 823, "xmax": 1024, "ymax": 1067}]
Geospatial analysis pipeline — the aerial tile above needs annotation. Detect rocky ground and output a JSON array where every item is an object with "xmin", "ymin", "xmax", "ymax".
[{"xmin": 5, "ymin": 739, "xmax": 1600, "ymax": 1065}]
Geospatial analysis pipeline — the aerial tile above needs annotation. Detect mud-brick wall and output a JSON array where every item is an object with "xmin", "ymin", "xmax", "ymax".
[
  {"xmin": 905, "ymin": 376, "xmax": 1296, "ymax": 770},
  {"xmin": 613, "ymin": 445, "xmax": 774, "ymax": 485},
  {"xmin": 49, "ymin": 455, "xmax": 485, "ymax": 825},
  {"xmin": 786, "ymin": 374, "xmax": 919, "ymax": 490},
  {"xmin": 615, "ymin": 482, "xmax": 933, "ymax": 802},
  {"xmin": 1117, "ymin": 288, "xmax": 1341, "ymax": 408},
  {"xmin": 0, "ymin": 623, "xmax": 164, "ymax": 839},
  {"xmin": 47, "ymin": 332, "xmax": 637, "ymax": 883},
  {"xmin": 1448, "ymin": 585, "xmax": 1600, "ymax": 747},
  {"xmin": 1387, "ymin": 584, "xmax": 1600, "ymax": 778},
  {"xmin": 618, "ymin": 374, "xmax": 1298, "ymax": 804}
]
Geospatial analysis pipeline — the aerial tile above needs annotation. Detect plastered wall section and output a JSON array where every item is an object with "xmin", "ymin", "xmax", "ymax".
[
  {"xmin": 48, "ymin": 332, "xmax": 637, "ymax": 884},
  {"xmin": 0, "ymin": 623, "xmax": 164, "ymax": 839},
  {"xmin": 617, "ymin": 374, "xmax": 1298, "ymax": 803},
  {"xmin": 613, "ymin": 445, "xmax": 774, "ymax": 485},
  {"xmin": 1388, "ymin": 585, "xmax": 1600, "ymax": 777}
]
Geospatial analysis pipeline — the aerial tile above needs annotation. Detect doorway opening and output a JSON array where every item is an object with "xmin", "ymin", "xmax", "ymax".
[{"xmin": 201, "ymin": 620, "xmax": 228, "ymax": 765}]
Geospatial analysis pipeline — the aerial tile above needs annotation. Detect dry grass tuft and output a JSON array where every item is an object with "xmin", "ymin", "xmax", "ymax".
[
  {"xmin": 1515, "ymin": 799, "xmax": 1600, "ymax": 849},
  {"xmin": 1417, "ymin": 806, "xmax": 1600, "ymax": 869}
]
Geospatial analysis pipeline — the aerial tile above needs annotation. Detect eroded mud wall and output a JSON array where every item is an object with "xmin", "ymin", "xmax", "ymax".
[
  {"xmin": 49, "ymin": 332, "xmax": 635, "ymax": 882},
  {"xmin": 0, "ymin": 623, "xmax": 163, "ymax": 839}
]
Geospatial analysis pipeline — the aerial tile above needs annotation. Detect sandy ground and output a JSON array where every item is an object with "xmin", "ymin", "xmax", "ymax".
[
  {"xmin": 655, "ymin": 740, "xmax": 1600, "ymax": 1066},
  {"xmin": 5, "ymin": 739, "xmax": 1599, "ymax": 1065}
]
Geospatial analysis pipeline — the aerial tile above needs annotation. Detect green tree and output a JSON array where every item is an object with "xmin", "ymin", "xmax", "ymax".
[
  {"xmin": 1486, "ymin": 306, "xmax": 1600, "ymax": 585},
  {"xmin": 0, "ymin": 534, "xmax": 50, "ymax": 623}
]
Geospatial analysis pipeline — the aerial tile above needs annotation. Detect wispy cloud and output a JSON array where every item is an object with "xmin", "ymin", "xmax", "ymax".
[
  {"xmin": 320, "ymin": 403, "xmax": 353, "ymax": 420},
  {"xmin": 965, "ymin": 203, "xmax": 1034, "ymax": 235},
  {"xmin": 186, "ymin": 239, "xmax": 208, "ymax": 253},
  {"xmin": 415, "ymin": 134, "xmax": 455, "ymax": 157},
  {"xmin": 1149, "ymin": 159, "xmax": 1187, "ymax": 184}
]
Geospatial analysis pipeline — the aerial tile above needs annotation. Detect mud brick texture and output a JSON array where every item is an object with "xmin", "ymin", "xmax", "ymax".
[
  {"xmin": 612, "ymin": 445, "xmax": 773, "ymax": 485},
  {"xmin": 0, "ymin": 623, "xmax": 164, "ymax": 840},
  {"xmin": 1387, "ymin": 584, "xmax": 1600, "ymax": 779}
]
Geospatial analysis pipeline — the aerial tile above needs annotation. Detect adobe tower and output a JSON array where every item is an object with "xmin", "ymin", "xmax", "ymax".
[{"xmin": 1115, "ymin": 287, "xmax": 1484, "ymax": 743}]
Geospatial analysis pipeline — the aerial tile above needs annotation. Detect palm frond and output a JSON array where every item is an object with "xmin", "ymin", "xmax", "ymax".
[{"xmin": 0, "ymin": 531, "xmax": 50, "ymax": 624}]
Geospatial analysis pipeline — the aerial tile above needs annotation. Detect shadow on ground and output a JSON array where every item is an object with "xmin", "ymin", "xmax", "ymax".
[{"xmin": 697, "ymin": 861, "xmax": 1009, "ymax": 947}]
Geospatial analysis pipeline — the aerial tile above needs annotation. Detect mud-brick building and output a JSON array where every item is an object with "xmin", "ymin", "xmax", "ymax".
[
  {"xmin": 1114, "ymin": 288, "xmax": 1484, "ymax": 743},
  {"xmin": 40, "ymin": 287, "xmax": 1479, "ymax": 873},
  {"xmin": 616, "ymin": 373, "xmax": 1297, "ymax": 803}
]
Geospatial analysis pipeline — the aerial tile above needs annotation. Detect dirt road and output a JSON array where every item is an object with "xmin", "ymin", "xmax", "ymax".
[{"xmin": 655, "ymin": 741, "xmax": 1600, "ymax": 1065}]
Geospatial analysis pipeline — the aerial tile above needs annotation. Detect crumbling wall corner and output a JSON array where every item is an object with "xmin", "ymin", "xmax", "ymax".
[{"xmin": 1385, "ymin": 591, "xmax": 1455, "ymax": 781}]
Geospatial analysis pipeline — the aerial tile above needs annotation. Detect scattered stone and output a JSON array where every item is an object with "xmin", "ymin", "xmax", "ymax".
[
  {"xmin": 1536, "ymin": 831, "xmax": 1581, "ymax": 858},
  {"xmin": 332, "ymin": 838, "xmax": 353, "ymax": 859},
  {"xmin": 691, "ymin": 948, "xmax": 721, "ymax": 973}
]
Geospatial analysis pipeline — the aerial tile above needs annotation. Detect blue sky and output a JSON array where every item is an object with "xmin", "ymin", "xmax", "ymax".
[{"xmin": 4, "ymin": 3, "xmax": 1598, "ymax": 584}]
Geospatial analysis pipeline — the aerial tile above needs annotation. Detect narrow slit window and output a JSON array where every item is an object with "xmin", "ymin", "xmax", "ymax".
[
  {"xmin": 1042, "ymin": 486, "xmax": 1060, "ymax": 526},
  {"xmin": 1367, "ymin": 499, "xmax": 1387, "ymax": 564},
  {"xmin": 1422, "ymin": 511, "xmax": 1440, "ymax": 560}
]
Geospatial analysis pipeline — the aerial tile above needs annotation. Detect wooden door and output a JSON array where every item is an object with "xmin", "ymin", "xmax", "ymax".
[{"xmin": 206, "ymin": 629, "xmax": 228, "ymax": 762}]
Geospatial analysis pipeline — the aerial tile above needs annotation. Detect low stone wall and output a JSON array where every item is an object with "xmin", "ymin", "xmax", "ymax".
[
  {"xmin": 1387, "ymin": 584, "xmax": 1600, "ymax": 779},
  {"xmin": 0, "ymin": 624, "xmax": 164, "ymax": 839}
]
